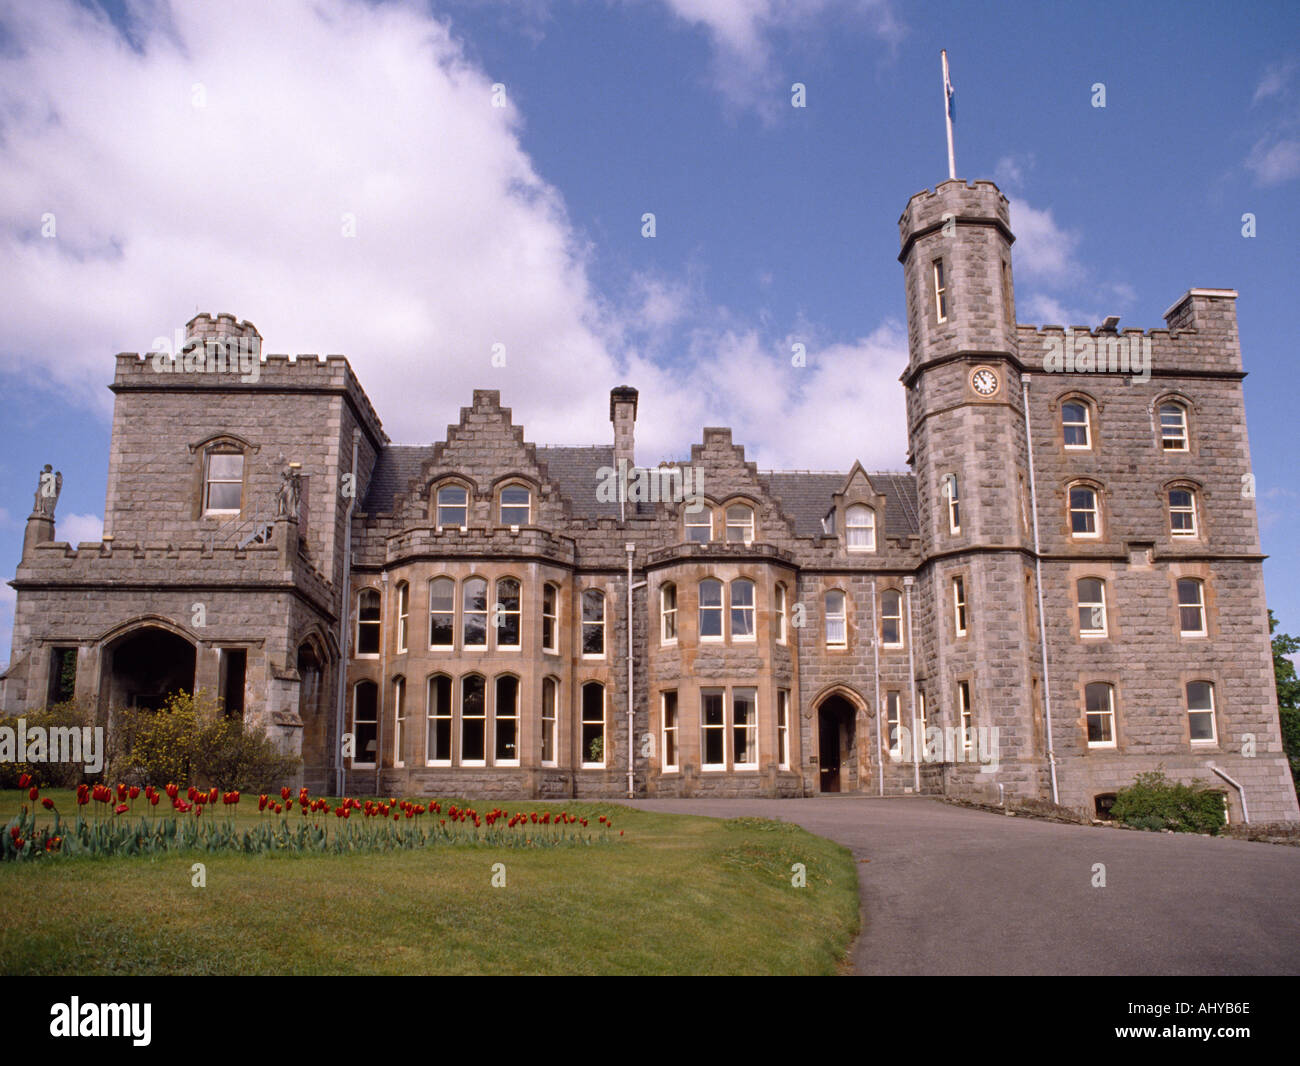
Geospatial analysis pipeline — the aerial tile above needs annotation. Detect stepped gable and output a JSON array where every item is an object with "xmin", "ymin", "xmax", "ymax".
[
  {"xmin": 761, "ymin": 468, "xmax": 918, "ymax": 538},
  {"xmin": 686, "ymin": 427, "xmax": 799, "ymax": 540}
]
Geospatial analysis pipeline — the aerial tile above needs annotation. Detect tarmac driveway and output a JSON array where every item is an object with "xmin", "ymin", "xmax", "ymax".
[{"xmin": 624, "ymin": 796, "xmax": 1300, "ymax": 975}]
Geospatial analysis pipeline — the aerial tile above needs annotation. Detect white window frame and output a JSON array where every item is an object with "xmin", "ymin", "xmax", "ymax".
[
  {"xmin": 953, "ymin": 576, "xmax": 968, "ymax": 637},
  {"xmin": 541, "ymin": 677, "xmax": 558, "ymax": 767},
  {"xmin": 493, "ymin": 675, "xmax": 520, "ymax": 767},
  {"xmin": 730, "ymin": 579, "xmax": 756, "ymax": 642},
  {"xmin": 886, "ymin": 691, "xmax": 902, "ymax": 759},
  {"xmin": 542, "ymin": 583, "xmax": 559, "ymax": 654},
  {"xmin": 732, "ymin": 687, "xmax": 758, "ymax": 771},
  {"xmin": 1187, "ymin": 681, "xmax": 1218, "ymax": 745},
  {"xmin": 1069, "ymin": 484, "xmax": 1101, "ymax": 539},
  {"xmin": 699, "ymin": 579, "xmax": 724, "ymax": 643},
  {"xmin": 958, "ymin": 680, "xmax": 973, "ymax": 758},
  {"xmin": 356, "ymin": 588, "xmax": 381, "ymax": 658},
  {"xmin": 203, "ymin": 448, "xmax": 244, "ymax": 516},
  {"xmin": 776, "ymin": 583, "xmax": 788, "ymax": 645},
  {"xmin": 917, "ymin": 688, "xmax": 928, "ymax": 743},
  {"xmin": 725, "ymin": 503, "xmax": 755, "ymax": 545},
  {"xmin": 1178, "ymin": 578, "xmax": 1207, "ymax": 636},
  {"xmin": 661, "ymin": 583, "xmax": 678, "ymax": 645},
  {"xmin": 825, "ymin": 589, "xmax": 847, "ymax": 649},
  {"xmin": 933, "ymin": 258, "xmax": 948, "ymax": 323},
  {"xmin": 700, "ymin": 688, "xmax": 727, "ymax": 771},
  {"xmin": 495, "ymin": 576, "xmax": 521, "ymax": 650},
  {"xmin": 845, "ymin": 505, "xmax": 876, "ymax": 551},
  {"xmin": 459, "ymin": 674, "xmax": 487, "ymax": 767},
  {"xmin": 436, "ymin": 483, "xmax": 470, "ymax": 530},
  {"xmin": 426, "ymin": 674, "xmax": 452, "ymax": 767},
  {"xmin": 428, "ymin": 576, "xmax": 455, "ymax": 649},
  {"xmin": 685, "ymin": 507, "xmax": 713, "ymax": 544},
  {"xmin": 1169, "ymin": 488, "xmax": 1198, "ymax": 538},
  {"xmin": 1084, "ymin": 682, "xmax": 1117, "ymax": 749},
  {"xmin": 395, "ymin": 581, "xmax": 409, "ymax": 654},
  {"xmin": 880, "ymin": 588, "xmax": 903, "ymax": 648},
  {"xmin": 944, "ymin": 474, "xmax": 960, "ymax": 534},
  {"xmin": 1077, "ymin": 578, "xmax": 1108, "ymax": 638},
  {"xmin": 1160, "ymin": 403, "xmax": 1189, "ymax": 452},
  {"xmin": 777, "ymin": 689, "xmax": 791, "ymax": 770},
  {"xmin": 662, "ymin": 690, "xmax": 679, "ymax": 772},
  {"xmin": 393, "ymin": 676, "xmax": 407, "ymax": 766},
  {"xmin": 462, "ymin": 576, "xmax": 488, "ymax": 650},
  {"xmin": 581, "ymin": 588, "xmax": 606, "ymax": 658},
  {"xmin": 499, "ymin": 484, "xmax": 531, "ymax": 527},
  {"xmin": 1062, "ymin": 401, "xmax": 1091, "ymax": 449},
  {"xmin": 581, "ymin": 682, "xmax": 606, "ymax": 768},
  {"xmin": 352, "ymin": 680, "xmax": 378, "ymax": 768}
]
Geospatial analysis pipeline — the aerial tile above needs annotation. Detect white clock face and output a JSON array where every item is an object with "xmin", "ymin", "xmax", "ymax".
[{"xmin": 971, "ymin": 368, "xmax": 999, "ymax": 396}]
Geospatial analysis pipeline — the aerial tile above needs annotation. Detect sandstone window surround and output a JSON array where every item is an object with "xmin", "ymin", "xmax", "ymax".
[
  {"xmin": 434, "ymin": 482, "xmax": 471, "ymax": 529},
  {"xmin": 355, "ymin": 589, "xmax": 381, "ymax": 657},
  {"xmin": 393, "ymin": 676, "xmax": 407, "ymax": 767},
  {"xmin": 1061, "ymin": 400, "xmax": 1093, "ymax": 450},
  {"xmin": 495, "ymin": 675, "xmax": 520, "ymax": 765},
  {"xmin": 1187, "ymin": 680, "xmax": 1218, "ymax": 745},
  {"xmin": 699, "ymin": 579, "xmax": 724, "ymax": 642},
  {"xmin": 352, "ymin": 680, "xmax": 378, "ymax": 767},
  {"xmin": 1077, "ymin": 577, "xmax": 1108, "ymax": 638},
  {"xmin": 495, "ymin": 577, "xmax": 522, "ymax": 649},
  {"xmin": 581, "ymin": 681, "xmax": 606, "ymax": 768},
  {"xmin": 732, "ymin": 687, "xmax": 758, "ymax": 770},
  {"xmin": 541, "ymin": 676, "xmax": 558, "ymax": 766},
  {"xmin": 957, "ymin": 679, "xmax": 973, "ymax": 758},
  {"xmin": 880, "ymin": 588, "xmax": 904, "ymax": 647},
  {"xmin": 952, "ymin": 576, "xmax": 968, "ymax": 637},
  {"xmin": 886, "ymin": 690, "xmax": 902, "ymax": 757},
  {"xmin": 463, "ymin": 577, "xmax": 489, "ymax": 649},
  {"xmin": 1177, "ymin": 578, "xmax": 1207, "ymax": 636},
  {"xmin": 825, "ymin": 589, "xmax": 847, "ymax": 649},
  {"xmin": 202, "ymin": 446, "xmax": 245, "ymax": 516},
  {"xmin": 498, "ymin": 483, "xmax": 531, "ymax": 527},
  {"xmin": 660, "ymin": 582, "xmax": 677, "ymax": 644},
  {"xmin": 845, "ymin": 504, "xmax": 876, "ymax": 551},
  {"xmin": 582, "ymin": 589, "xmax": 606, "ymax": 658},
  {"xmin": 1084, "ymin": 681, "xmax": 1117, "ymax": 749},
  {"xmin": 730, "ymin": 579, "xmax": 756, "ymax": 640},
  {"xmin": 460, "ymin": 674, "xmax": 487, "ymax": 766},
  {"xmin": 700, "ymin": 689, "xmax": 726, "ymax": 771},
  {"xmin": 777, "ymin": 689, "xmax": 791, "ymax": 770},
  {"xmin": 661, "ymin": 690, "xmax": 679, "ymax": 772},
  {"xmin": 724, "ymin": 501, "xmax": 756, "ymax": 545},
  {"xmin": 943, "ymin": 473, "xmax": 960, "ymax": 534},
  {"xmin": 426, "ymin": 674, "xmax": 452, "ymax": 766},
  {"xmin": 1067, "ymin": 481, "xmax": 1102, "ymax": 539},
  {"xmin": 542, "ymin": 583, "xmax": 559, "ymax": 653},
  {"xmin": 1158, "ymin": 400, "xmax": 1190, "ymax": 452},
  {"xmin": 685, "ymin": 504, "xmax": 713, "ymax": 544},
  {"xmin": 775, "ymin": 583, "xmax": 788, "ymax": 645},
  {"xmin": 429, "ymin": 577, "xmax": 455, "ymax": 648},
  {"xmin": 932, "ymin": 257, "xmax": 949, "ymax": 323},
  {"xmin": 395, "ymin": 581, "xmax": 409, "ymax": 654},
  {"xmin": 1167, "ymin": 485, "xmax": 1200, "ymax": 539}
]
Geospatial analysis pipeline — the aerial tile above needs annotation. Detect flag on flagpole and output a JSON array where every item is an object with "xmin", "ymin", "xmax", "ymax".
[{"xmin": 945, "ymin": 65, "xmax": 955, "ymax": 123}]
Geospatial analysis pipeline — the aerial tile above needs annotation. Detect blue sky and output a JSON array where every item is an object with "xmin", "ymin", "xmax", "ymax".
[{"xmin": 0, "ymin": 0, "xmax": 1297, "ymax": 664}]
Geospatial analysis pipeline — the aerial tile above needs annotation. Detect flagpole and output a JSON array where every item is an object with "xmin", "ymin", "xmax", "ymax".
[{"xmin": 941, "ymin": 49, "xmax": 955, "ymax": 180}]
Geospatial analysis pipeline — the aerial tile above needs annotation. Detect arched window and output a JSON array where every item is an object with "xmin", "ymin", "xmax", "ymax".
[
  {"xmin": 1062, "ymin": 401, "xmax": 1091, "ymax": 449},
  {"xmin": 845, "ymin": 505, "xmax": 876, "ymax": 551},
  {"xmin": 436, "ymin": 484, "xmax": 469, "ymax": 528},
  {"xmin": 730, "ymin": 579, "xmax": 755, "ymax": 640},
  {"xmin": 1168, "ymin": 487, "xmax": 1198, "ymax": 537},
  {"xmin": 541, "ymin": 677, "xmax": 558, "ymax": 766},
  {"xmin": 699, "ymin": 579, "xmax": 723, "ymax": 641},
  {"xmin": 395, "ymin": 581, "xmax": 409, "ymax": 653},
  {"xmin": 1085, "ymin": 682, "xmax": 1116, "ymax": 748},
  {"xmin": 825, "ymin": 590, "xmax": 847, "ymax": 648},
  {"xmin": 393, "ymin": 676, "xmax": 407, "ymax": 766},
  {"xmin": 725, "ymin": 503, "xmax": 755, "ymax": 544},
  {"xmin": 496, "ymin": 577, "xmax": 521, "ymax": 648},
  {"xmin": 1187, "ymin": 681, "xmax": 1217, "ymax": 744},
  {"xmin": 1077, "ymin": 578, "xmax": 1107, "ymax": 637},
  {"xmin": 352, "ymin": 680, "xmax": 378, "ymax": 767},
  {"xmin": 880, "ymin": 589, "xmax": 903, "ymax": 647},
  {"xmin": 775, "ymin": 583, "xmax": 788, "ymax": 644},
  {"xmin": 426, "ymin": 674, "xmax": 452, "ymax": 765},
  {"xmin": 542, "ymin": 583, "xmax": 559, "ymax": 653},
  {"xmin": 661, "ymin": 583, "xmax": 678, "ymax": 643},
  {"xmin": 581, "ymin": 681, "xmax": 605, "ymax": 767},
  {"xmin": 463, "ymin": 578, "xmax": 488, "ymax": 648},
  {"xmin": 1159, "ymin": 402, "xmax": 1189, "ymax": 451},
  {"xmin": 356, "ymin": 589, "xmax": 381, "ymax": 657},
  {"xmin": 495, "ymin": 675, "xmax": 519, "ymax": 764},
  {"xmin": 203, "ymin": 446, "xmax": 244, "ymax": 515},
  {"xmin": 429, "ymin": 577, "xmax": 454, "ymax": 648},
  {"xmin": 1177, "ymin": 578, "xmax": 1206, "ymax": 635},
  {"xmin": 685, "ymin": 506, "xmax": 713, "ymax": 544},
  {"xmin": 1068, "ymin": 483, "xmax": 1101, "ymax": 538},
  {"xmin": 499, "ymin": 484, "xmax": 531, "ymax": 526},
  {"xmin": 582, "ymin": 589, "xmax": 605, "ymax": 657},
  {"xmin": 460, "ymin": 674, "xmax": 486, "ymax": 765}
]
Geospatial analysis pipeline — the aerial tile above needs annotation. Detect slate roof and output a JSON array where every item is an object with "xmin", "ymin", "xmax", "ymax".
[{"xmin": 361, "ymin": 444, "xmax": 918, "ymax": 537}]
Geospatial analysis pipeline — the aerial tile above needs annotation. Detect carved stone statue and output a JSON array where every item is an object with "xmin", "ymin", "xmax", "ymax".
[
  {"xmin": 32, "ymin": 464, "xmax": 62, "ymax": 518},
  {"xmin": 276, "ymin": 463, "xmax": 302, "ymax": 518}
]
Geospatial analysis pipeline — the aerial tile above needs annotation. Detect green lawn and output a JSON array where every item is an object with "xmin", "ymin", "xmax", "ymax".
[{"xmin": 0, "ymin": 791, "xmax": 859, "ymax": 975}]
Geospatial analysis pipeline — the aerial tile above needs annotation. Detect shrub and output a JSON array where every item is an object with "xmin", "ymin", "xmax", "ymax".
[
  {"xmin": 1110, "ymin": 769, "xmax": 1227, "ymax": 834},
  {"xmin": 0, "ymin": 701, "xmax": 96, "ymax": 789},
  {"xmin": 110, "ymin": 690, "xmax": 299, "ymax": 792}
]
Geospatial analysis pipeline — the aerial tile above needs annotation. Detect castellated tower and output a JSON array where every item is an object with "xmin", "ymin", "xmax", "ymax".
[{"xmin": 899, "ymin": 180, "xmax": 1044, "ymax": 803}]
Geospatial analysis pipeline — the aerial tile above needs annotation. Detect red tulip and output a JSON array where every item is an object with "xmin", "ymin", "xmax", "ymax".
[
  {"xmin": 280, "ymin": 787, "xmax": 291, "ymax": 801},
  {"xmin": 129, "ymin": 786, "xmax": 140, "ymax": 800},
  {"xmin": 13, "ymin": 837, "xmax": 24, "ymax": 849},
  {"xmin": 114, "ymin": 803, "xmax": 128, "ymax": 814},
  {"xmin": 116, "ymin": 783, "xmax": 127, "ymax": 801},
  {"xmin": 17, "ymin": 773, "xmax": 30, "ymax": 788},
  {"xmin": 27, "ymin": 787, "xmax": 38, "ymax": 801},
  {"xmin": 166, "ymin": 782, "xmax": 179, "ymax": 799},
  {"xmin": 149, "ymin": 794, "xmax": 159, "ymax": 806},
  {"xmin": 41, "ymin": 797, "xmax": 54, "ymax": 810}
]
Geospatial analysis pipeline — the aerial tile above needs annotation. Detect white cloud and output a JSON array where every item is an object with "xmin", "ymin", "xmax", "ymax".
[
  {"xmin": 1008, "ymin": 200, "xmax": 1080, "ymax": 285},
  {"xmin": 59, "ymin": 512, "xmax": 104, "ymax": 546},
  {"xmin": 993, "ymin": 153, "xmax": 1033, "ymax": 190},
  {"xmin": 1253, "ymin": 61, "xmax": 1296, "ymax": 105},
  {"xmin": 653, "ymin": 0, "xmax": 903, "ymax": 118},
  {"xmin": 1245, "ymin": 137, "xmax": 1300, "ymax": 186}
]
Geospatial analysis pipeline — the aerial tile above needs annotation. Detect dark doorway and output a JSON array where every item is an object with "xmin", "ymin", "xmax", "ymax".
[
  {"xmin": 221, "ymin": 649, "xmax": 247, "ymax": 718},
  {"xmin": 101, "ymin": 626, "xmax": 196, "ymax": 713},
  {"xmin": 818, "ymin": 695, "xmax": 857, "ymax": 793}
]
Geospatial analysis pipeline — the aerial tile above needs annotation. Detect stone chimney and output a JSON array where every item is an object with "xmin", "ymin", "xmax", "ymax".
[{"xmin": 610, "ymin": 386, "xmax": 638, "ymax": 471}]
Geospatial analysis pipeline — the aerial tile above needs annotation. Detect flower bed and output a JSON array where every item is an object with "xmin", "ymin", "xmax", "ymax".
[{"xmin": 3, "ymin": 776, "xmax": 621, "ymax": 861}]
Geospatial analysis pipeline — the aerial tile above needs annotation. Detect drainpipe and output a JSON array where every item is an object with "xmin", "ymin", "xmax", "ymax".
[
  {"xmin": 334, "ymin": 429, "xmax": 359, "ymax": 797},
  {"xmin": 625, "ymin": 544, "xmax": 636, "ymax": 798},
  {"xmin": 1022, "ymin": 376, "xmax": 1059, "ymax": 805},
  {"xmin": 904, "ymin": 576, "xmax": 919, "ymax": 793},
  {"xmin": 376, "ymin": 570, "xmax": 388, "ymax": 795},
  {"xmin": 1206, "ymin": 762, "xmax": 1249, "ymax": 824},
  {"xmin": 871, "ymin": 579, "xmax": 883, "ymax": 796}
]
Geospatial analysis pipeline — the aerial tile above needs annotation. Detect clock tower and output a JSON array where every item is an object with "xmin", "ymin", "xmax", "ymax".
[{"xmin": 898, "ymin": 179, "xmax": 1045, "ymax": 802}]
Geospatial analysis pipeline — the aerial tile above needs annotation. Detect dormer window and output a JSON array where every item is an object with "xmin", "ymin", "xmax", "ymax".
[
  {"xmin": 500, "ymin": 485, "xmax": 530, "ymax": 526},
  {"xmin": 436, "ymin": 484, "xmax": 469, "ymax": 528},
  {"xmin": 845, "ymin": 505, "xmax": 876, "ymax": 551},
  {"xmin": 725, "ymin": 504, "xmax": 755, "ymax": 544},
  {"xmin": 203, "ymin": 449, "xmax": 244, "ymax": 515},
  {"xmin": 685, "ymin": 506, "xmax": 712, "ymax": 544}
]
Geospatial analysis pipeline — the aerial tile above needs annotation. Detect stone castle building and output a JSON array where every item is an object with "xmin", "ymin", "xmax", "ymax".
[{"xmin": 3, "ymin": 177, "xmax": 1296, "ymax": 821}]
